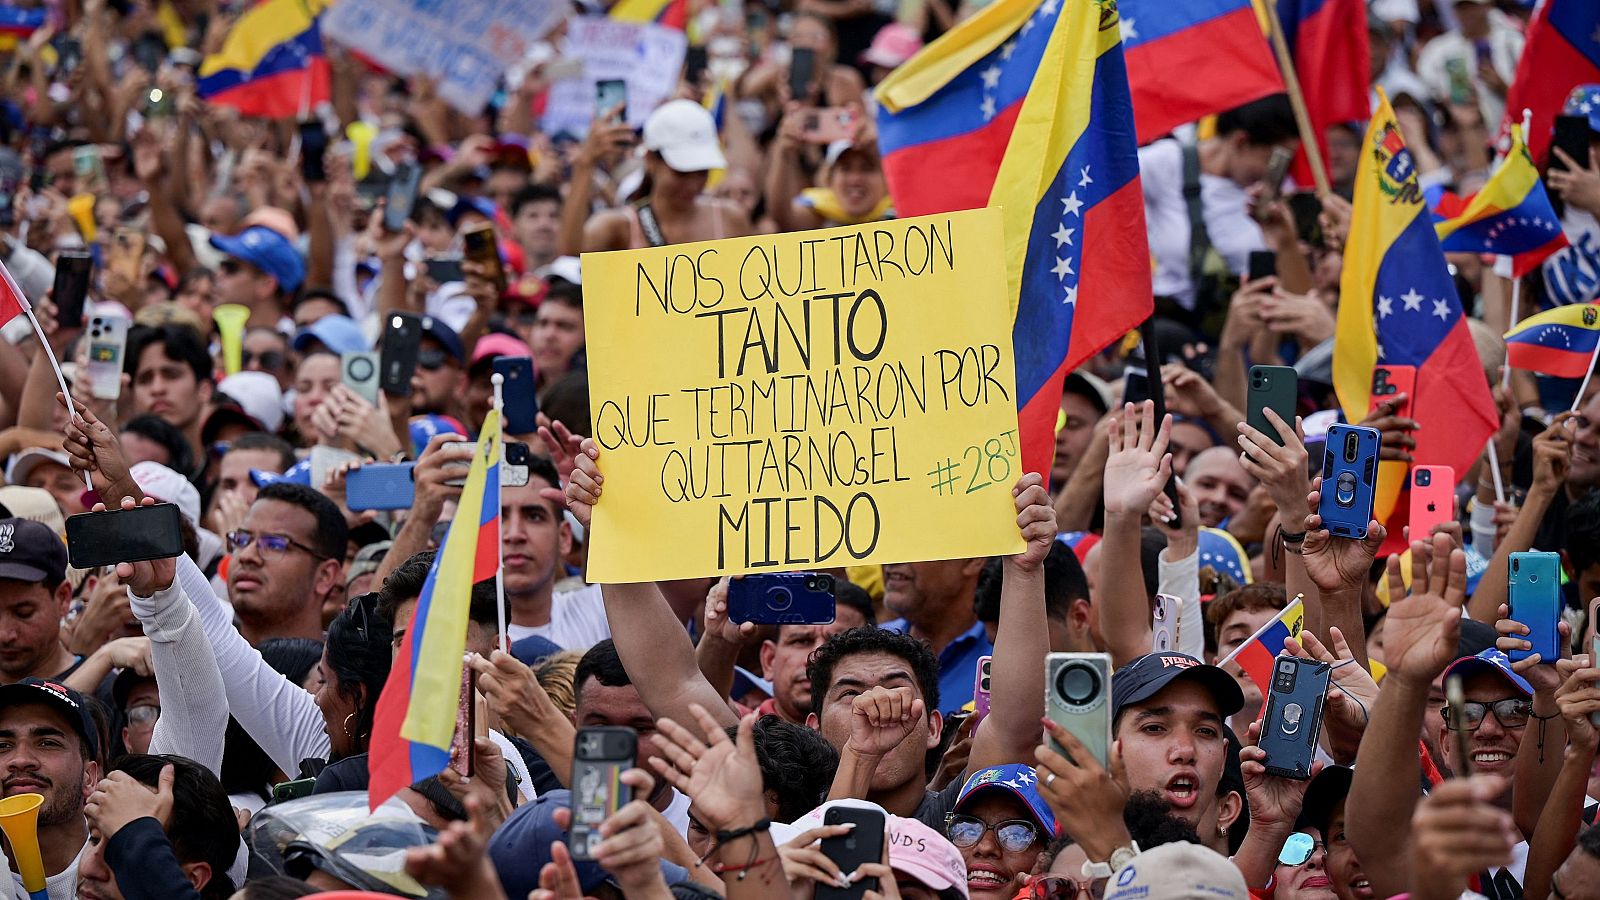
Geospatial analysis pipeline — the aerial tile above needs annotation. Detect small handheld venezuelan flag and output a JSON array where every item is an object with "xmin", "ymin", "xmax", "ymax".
[
  {"xmin": 1504, "ymin": 302, "xmax": 1600, "ymax": 379},
  {"xmin": 368, "ymin": 410, "xmax": 501, "ymax": 811},
  {"xmin": 1428, "ymin": 123, "xmax": 1569, "ymax": 278},
  {"xmin": 1217, "ymin": 594, "xmax": 1305, "ymax": 697}
]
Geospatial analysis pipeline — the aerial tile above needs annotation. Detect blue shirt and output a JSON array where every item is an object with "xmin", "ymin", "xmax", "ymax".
[{"xmin": 880, "ymin": 618, "xmax": 993, "ymax": 715}]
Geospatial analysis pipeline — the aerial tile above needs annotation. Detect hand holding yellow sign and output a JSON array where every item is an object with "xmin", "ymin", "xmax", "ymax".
[{"xmin": 581, "ymin": 208, "xmax": 1025, "ymax": 581}]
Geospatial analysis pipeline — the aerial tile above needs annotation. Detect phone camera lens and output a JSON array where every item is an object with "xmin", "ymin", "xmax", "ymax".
[
  {"xmin": 1054, "ymin": 662, "xmax": 1101, "ymax": 707},
  {"xmin": 1344, "ymin": 433, "xmax": 1359, "ymax": 462},
  {"xmin": 768, "ymin": 589, "xmax": 792, "ymax": 611},
  {"xmin": 1417, "ymin": 470, "xmax": 1430, "ymax": 487}
]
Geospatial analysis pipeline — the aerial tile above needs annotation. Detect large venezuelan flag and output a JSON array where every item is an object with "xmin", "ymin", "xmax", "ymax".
[
  {"xmin": 1504, "ymin": 302, "xmax": 1600, "ymax": 379},
  {"xmin": 1275, "ymin": 0, "xmax": 1370, "ymax": 185},
  {"xmin": 1118, "ymin": 0, "xmax": 1282, "ymax": 144},
  {"xmin": 1218, "ymin": 596, "xmax": 1304, "ymax": 696},
  {"xmin": 1500, "ymin": 0, "xmax": 1600, "ymax": 166},
  {"xmin": 369, "ymin": 410, "xmax": 501, "ymax": 810},
  {"xmin": 877, "ymin": 0, "xmax": 1153, "ymax": 483},
  {"xmin": 1428, "ymin": 123, "xmax": 1569, "ymax": 278},
  {"xmin": 0, "ymin": 4, "xmax": 45, "ymax": 37},
  {"xmin": 1333, "ymin": 92, "xmax": 1496, "ymax": 554},
  {"xmin": 198, "ymin": 0, "xmax": 330, "ymax": 119}
]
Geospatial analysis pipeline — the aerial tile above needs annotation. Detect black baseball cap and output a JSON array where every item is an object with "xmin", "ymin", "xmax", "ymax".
[
  {"xmin": 1112, "ymin": 652, "xmax": 1244, "ymax": 721},
  {"xmin": 0, "ymin": 678, "xmax": 99, "ymax": 759},
  {"xmin": 1297, "ymin": 765, "xmax": 1353, "ymax": 833},
  {"xmin": 0, "ymin": 518, "xmax": 67, "ymax": 585}
]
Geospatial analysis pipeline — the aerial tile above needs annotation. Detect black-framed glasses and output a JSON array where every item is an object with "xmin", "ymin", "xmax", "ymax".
[
  {"xmin": 945, "ymin": 814, "xmax": 1042, "ymax": 853},
  {"xmin": 418, "ymin": 348, "xmax": 450, "ymax": 371},
  {"xmin": 227, "ymin": 529, "xmax": 330, "ymax": 561},
  {"xmin": 1278, "ymin": 832, "xmax": 1324, "ymax": 866},
  {"xmin": 1443, "ymin": 698, "xmax": 1533, "ymax": 732},
  {"xmin": 1030, "ymin": 875, "xmax": 1102, "ymax": 900}
]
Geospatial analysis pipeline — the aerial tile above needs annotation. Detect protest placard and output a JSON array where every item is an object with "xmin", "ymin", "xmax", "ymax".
[
  {"xmin": 541, "ymin": 17, "xmax": 687, "ymax": 137},
  {"xmin": 322, "ymin": 0, "xmax": 563, "ymax": 114},
  {"xmin": 582, "ymin": 208, "xmax": 1026, "ymax": 582}
]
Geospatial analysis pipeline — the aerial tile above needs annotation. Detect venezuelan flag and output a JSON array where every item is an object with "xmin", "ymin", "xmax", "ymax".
[
  {"xmin": 0, "ymin": 5, "xmax": 45, "ymax": 37},
  {"xmin": 1117, "ymin": 0, "xmax": 1282, "ymax": 144},
  {"xmin": 1333, "ymin": 91, "xmax": 1496, "ymax": 554},
  {"xmin": 1428, "ymin": 124, "xmax": 1569, "ymax": 278},
  {"xmin": 1273, "ymin": 0, "xmax": 1370, "ymax": 185},
  {"xmin": 198, "ymin": 0, "xmax": 330, "ymax": 119},
  {"xmin": 1500, "ymin": 0, "xmax": 1600, "ymax": 166},
  {"xmin": 1217, "ymin": 596, "xmax": 1304, "ymax": 696},
  {"xmin": 609, "ymin": 0, "xmax": 688, "ymax": 30},
  {"xmin": 877, "ymin": 0, "xmax": 1153, "ymax": 483},
  {"xmin": 369, "ymin": 410, "xmax": 501, "ymax": 810},
  {"xmin": 1504, "ymin": 302, "xmax": 1600, "ymax": 379}
]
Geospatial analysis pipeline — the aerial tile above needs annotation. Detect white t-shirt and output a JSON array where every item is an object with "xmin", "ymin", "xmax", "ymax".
[
  {"xmin": 505, "ymin": 584, "xmax": 611, "ymax": 650},
  {"xmin": 9, "ymin": 848, "xmax": 79, "ymax": 900},
  {"xmin": 1138, "ymin": 138, "xmax": 1267, "ymax": 308}
]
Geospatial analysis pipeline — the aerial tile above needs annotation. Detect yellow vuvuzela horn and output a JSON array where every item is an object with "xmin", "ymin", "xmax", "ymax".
[
  {"xmin": 214, "ymin": 304, "xmax": 250, "ymax": 376},
  {"xmin": 0, "ymin": 792, "xmax": 48, "ymax": 898}
]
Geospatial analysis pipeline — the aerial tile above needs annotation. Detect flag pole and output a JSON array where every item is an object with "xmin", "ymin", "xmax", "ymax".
[
  {"xmin": 0, "ymin": 260, "xmax": 90, "ymax": 490},
  {"xmin": 1573, "ymin": 344, "xmax": 1600, "ymax": 414},
  {"xmin": 1219, "ymin": 594, "xmax": 1305, "ymax": 669},
  {"xmin": 491, "ymin": 372, "xmax": 508, "ymax": 653},
  {"xmin": 1260, "ymin": 0, "xmax": 1332, "ymax": 196}
]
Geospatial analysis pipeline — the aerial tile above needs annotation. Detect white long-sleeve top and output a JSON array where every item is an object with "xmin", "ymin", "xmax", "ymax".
[
  {"xmin": 130, "ymin": 579, "xmax": 229, "ymax": 775},
  {"xmin": 1157, "ymin": 547, "xmax": 1206, "ymax": 659},
  {"xmin": 175, "ymin": 554, "xmax": 332, "ymax": 776}
]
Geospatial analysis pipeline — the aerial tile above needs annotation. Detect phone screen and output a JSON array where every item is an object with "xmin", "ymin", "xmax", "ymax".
[
  {"xmin": 595, "ymin": 79, "xmax": 628, "ymax": 122},
  {"xmin": 789, "ymin": 48, "xmax": 816, "ymax": 102},
  {"xmin": 299, "ymin": 122, "xmax": 329, "ymax": 184},
  {"xmin": 66, "ymin": 504, "xmax": 185, "ymax": 570}
]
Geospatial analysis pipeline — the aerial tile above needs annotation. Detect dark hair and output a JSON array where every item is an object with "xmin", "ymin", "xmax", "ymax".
[
  {"xmin": 111, "ymin": 754, "xmax": 241, "ymax": 900},
  {"xmin": 228, "ymin": 431, "xmax": 297, "ymax": 471},
  {"xmin": 324, "ymin": 598, "xmax": 392, "ymax": 756},
  {"xmin": 511, "ymin": 183, "xmax": 562, "ymax": 218},
  {"xmin": 1580, "ymin": 822, "xmax": 1600, "ymax": 858},
  {"xmin": 1206, "ymin": 582, "xmax": 1288, "ymax": 638},
  {"xmin": 229, "ymin": 875, "xmax": 319, "ymax": 900},
  {"xmin": 729, "ymin": 716, "xmax": 839, "ymax": 821},
  {"xmin": 1124, "ymin": 790, "xmax": 1205, "ymax": 847},
  {"xmin": 523, "ymin": 453, "xmax": 562, "ymax": 495},
  {"xmin": 807, "ymin": 626, "xmax": 941, "ymax": 715},
  {"xmin": 1567, "ymin": 491, "xmax": 1600, "ymax": 575},
  {"xmin": 544, "ymin": 280, "xmax": 583, "ymax": 310},
  {"xmin": 974, "ymin": 542, "xmax": 1088, "ymax": 626},
  {"xmin": 376, "ymin": 551, "xmax": 499, "ymax": 628},
  {"xmin": 1214, "ymin": 94, "xmax": 1297, "ymax": 147},
  {"xmin": 540, "ymin": 372, "xmax": 591, "ymax": 440},
  {"xmin": 575, "ymin": 639, "xmax": 630, "ymax": 707},
  {"xmin": 125, "ymin": 323, "xmax": 214, "ymax": 383},
  {"xmin": 261, "ymin": 637, "xmax": 325, "ymax": 687},
  {"xmin": 222, "ymin": 638, "xmax": 325, "ymax": 800},
  {"xmin": 255, "ymin": 482, "xmax": 348, "ymax": 560},
  {"xmin": 835, "ymin": 581, "xmax": 876, "ymax": 627},
  {"xmin": 293, "ymin": 288, "xmax": 350, "ymax": 318},
  {"xmin": 121, "ymin": 414, "xmax": 196, "ymax": 477}
]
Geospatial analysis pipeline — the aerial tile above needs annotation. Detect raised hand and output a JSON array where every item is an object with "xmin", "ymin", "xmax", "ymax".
[
  {"xmin": 1359, "ymin": 394, "xmax": 1418, "ymax": 464},
  {"xmin": 1102, "ymin": 401, "xmax": 1172, "ymax": 516},
  {"xmin": 1148, "ymin": 475, "xmax": 1199, "ymax": 557},
  {"xmin": 403, "ymin": 795, "xmax": 509, "ymax": 900},
  {"xmin": 1531, "ymin": 414, "xmax": 1575, "ymax": 497},
  {"xmin": 1009, "ymin": 473, "xmax": 1056, "ymax": 572},
  {"xmin": 779, "ymin": 823, "xmax": 856, "ymax": 891},
  {"xmin": 61, "ymin": 394, "xmax": 133, "ymax": 496},
  {"xmin": 1554, "ymin": 656, "xmax": 1600, "ymax": 754},
  {"xmin": 86, "ymin": 765, "xmax": 175, "ymax": 842},
  {"xmin": 1284, "ymin": 628, "xmax": 1375, "ymax": 761},
  {"xmin": 1300, "ymin": 477, "xmax": 1386, "ymax": 593},
  {"xmin": 1034, "ymin": 718, "xmax": 1132, "ymax": 863},
  {"xmin": 1238, "ymin": 408, "xmax": 1311, "ymax": 521},
  {"xmin": 106, "ymin": 497, "xmax": 177, "ymax": 595},
  {"xmin": 702, "ymin": 577, "xmax": 758, "ymax": 646},
  {"xmin": 564, "ymin": 438, "xmax": 604, "ymax": 530},
  {"xmin": 592, "ymin": 771, "xmax": 672, "ymax": 894},
  {"xmin": 843, "ymin": 686, "xmax": 925, "ymax": 761},
  {"xmin": 1408, "ymin": 775, "xmax": 1516, "ymax": 900},
  {"xmin": 1240, "ymin": 719, "xmax": 1321, "ymax": 832},
  {"xmin": 649, "ymin": 706, "xmax": 765, "ymax": 832},
  {"xmin": 1494, "ymin": 602, "xmax": 1571, "ymax": 695},
  {"xmin": 1383, "ymin": 534, "xmax": 1467, "ymax": 685}
]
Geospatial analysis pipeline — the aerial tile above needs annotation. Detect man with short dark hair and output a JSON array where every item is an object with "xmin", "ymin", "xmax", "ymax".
[
  {"xmin": 974, "ymin": 542, "xmax": 1096, "ymax": 652},
  {"xmin": 125, "ymin": 325, "xmax": 216, "ymax": 464},
  {"xmin": 0, "ymin": 519, "xmax": 80, "ymax": 683},
  {"xmin": 0, "ymin": 677, "xmax": 102, "ymax": 897},
  {"xmin": 409, "ymin": 317, "xmax": 466, "ymax": 419},
  {"xmin": 224, "ymin": 482, "xmax": 346, "ymax": 644},
  {"xmin": 531, "ymin": 284, "xmax": 585, "ymax": 390},
  {"xmin": 502, "ymin": 456, "xmax": 608, "ymax": 650},
  {"xmin": 511, "ymin": 184, "xmax": 563, "ymax": 276},
  {"xmin": 880, "ymin": 556, "xmax": 991, "ymax": 713},
  {"xmin": 574, "ymin": 640, "xmax": 687, "ymax": 827}
]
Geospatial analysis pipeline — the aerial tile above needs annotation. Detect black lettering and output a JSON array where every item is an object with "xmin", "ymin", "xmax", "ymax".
[
  {"xmin": 873, "ymin": 229, "xmax": 905, "ymax": 278},
  {"xmin": 739, "ymin": 245, "xmax": 772, "ymax": 301},
  {"xmin": 844, "ymin": 492, "xmax": 880, "ymax": 559},
  {"xmin": 696, "ymin": 307, "xmax": 746, "ymax": 379},
  {"xmin": 783, "ymin": 496, "xmax": 810, "ymax": 565},
  {"xmin": 717, "ymin": 502, "xmax": 749, "ymax": 570},
  {"xmin": 846, "ymin": 290, "xmax": 888, "ymax": 361}
]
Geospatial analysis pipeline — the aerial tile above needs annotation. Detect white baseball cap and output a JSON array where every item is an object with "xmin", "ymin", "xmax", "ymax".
[
  {"xmin": 129, "ymin": 461, "xmax": 201, "ymax": 526},
  {"xmin": 642, "ymin": 100, "xmax": 727, "ymax": 173}
]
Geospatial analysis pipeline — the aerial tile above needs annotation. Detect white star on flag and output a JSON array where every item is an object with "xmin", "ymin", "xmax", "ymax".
[
  {"xmin": 1078, "ymin": 166, "xmax": 1093, "ymax": 188},
  {"xmin": 1052, "ymin": 256, "xmax": 1073, "ymax": 279},
  {"xmin": 981, "ymin": 66, "xmax": 1001, "ymax": 90},
  {"xmin": 1378, "ymin": 296, "xmax": 1394, "ymax": 318},
  {"xmin": 1120, "ymin": 16, "xmax": 1137, "ymax": 41},
  {"xmin": 1401, "ymin": 288, "xmax": 1424, "ymax": 311},
  {"xmin": 1021, "ymin": 15, "xmax": 1034, "ymax": 33},
  {"xmin": 1432, "ymin": 298, "xmax": 1450, "ymax": 320},
  {"xmin": 1063, "ymin": 284, "xmax": 1078, "ymax": 306},
  {"xmin": 1053, "ymin": 224, "xmax": 1074, "ymax": 247},
  {"xmin": 1060, "ymin": 191, "xmax": 1083, "ymax": 217},
  {"xmin": 981, "ymin": 95, "xmax": 997, "ymax": 120},
  {"xmin": 1040, "ymin": 0, "xmax": 1058, "ymax": 14},
  {"xmin": 1001, "ymin": 40, "xmax": 1017, "ymax": 60}
]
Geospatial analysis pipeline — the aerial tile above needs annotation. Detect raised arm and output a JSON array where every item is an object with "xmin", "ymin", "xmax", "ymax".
[
  {"xmin": 1524, "ymin": 658, "xmax": 1600, "ymax": 900},
  {"xmin": 1097, "ymin": 401, "xmax": 1172, "ymax": 668},
  {"xmin": 1469, "ymin": 416, "xmax": 1571, "ymax": 624}
]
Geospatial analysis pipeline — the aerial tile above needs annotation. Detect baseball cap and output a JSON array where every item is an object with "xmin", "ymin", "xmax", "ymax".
[
  {"xmin": 510, "ymin": 635, "xmax": 564, "ymax": 667},
  {"xmin": 790, "ymin": 801, "xmax": 967, "ymax": 900},
  {"xmin": 1443, "ymin": 649, "xmax": 1534, "ymax": 698},
  {"xmin": 0, "ymin": 487, "xmax": 66, "ymax": 538},
  {"xmin": 5, "ymin": 448, "xmax": 74, "ymax": 486},
  {"xmin": 0, "ymin": 678, "xmax": 99, "ymax": 759},
  {"xmin": 129, "ymin": 462, "xmax": 201, "ymax": 525},
  {"xmin": 1111, "ymin": 652, "xmax": 1245, "ymax": 721},
  {"xmin": 292, "ymin": 314, "xmax": 369, "ymax": 355},
  {"xmin": 0, "ymin": 518, "xmax": 67, "ymax": 585},
  {"xmin": 1565, "ymin": 85, "xmax": 1600, "ymax": 133},
  {"xmin": 419, "ymin": 316, "xmax": 465, "ymax": 364},
  {"xmin": 470, "ymin": 332, "xmax": 534, "ymax": 369},
  {"xmin": 214, "ymin": 371, "xmax": 286, "ymax": 434},
  {"xmin": 210, "ymin": 225, "xmax": 306, "ymax": 293},
  {"xmin": 408, "ymin": 415, "xmax": 468, "ymax": 457},
  {"xmin": 251, "ymin": 458, "xmax": 312, "ymax": 488},
  {"xmin": 1062, "ymin": 371, "xmax": 1111, "ymax": 416},
  {"xmin": 1103, "ymin": 842, "xmax": 1248, "ymax": 899},
  {"xmin": 954, "ymin": 765, "xmax": 1057, "ymax": 836},
  {"xmin": 490, "ymin": 790, "xmax": 689, "ymax": 897},
  {"xmin": 447, "ymin": 196, "xmax": 497, "ymax": 228},
  {"xmin": 545, "ymin": 256, "xmax": 583, "ymax": 285},
  {"xmin": 1297, "ymin": 764, "xmax": 1353, "ymax": 833},
  {"xmin": 643, "ymin": 100, "xmax": 727, "ymax": 173},
  {"xmin": 861, "ymin": 22, "xmax": 922, "ymax": 68}
]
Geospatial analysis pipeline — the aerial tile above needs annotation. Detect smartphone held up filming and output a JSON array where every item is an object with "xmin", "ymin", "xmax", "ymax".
[
  {"xmin": 570, "ymin": 727, "xmax": 636, "ymax": 861},
  {"xmin": 727, "ymin": 572, "xmax": 835, "ymax": 625},
  {"xmin": 1317, "ymin": 424, "xmax": 1380, "ymax": 540},
  {"xmin": 1045, "ymin": 652, "xmax": 1112, "ymax": 769},
  {"xmin": 1508, "ymin": 551, "xmax": 1561, "ymax": 664},
  {"xmin": 817, "ymin": 806, "xmax": 886, "ymax": 900},
  {"xmin": 66, "ymin": 503, "xmax": 185, "ymax": 570},
  {"xmin": 1258, "ymin": 655, "xmax": 1330, "ymax": 780}
]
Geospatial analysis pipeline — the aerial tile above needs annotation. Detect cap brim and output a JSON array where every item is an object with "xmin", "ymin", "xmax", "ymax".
[
  {"xmin": 0, "ymin": 561, "xmax": 49, "ymax": 582},
  {"xmin": 659, "ymin": 143, "xmax": 727, "ymax": 173},
  {"xmin": 955, "ymin": 781, "xmax": 1053, "ymax": 832},
  {"xmin": 1297, "ymin": 765, "xmax": 1353, "ymax": 832},
  {"xmin": 1119, "ymin": 664, "xmax": 1246, "ymax": 719},
  {"xmin": 1444, "ymin": 656, "xmax": 1534, "ymax": 697}
]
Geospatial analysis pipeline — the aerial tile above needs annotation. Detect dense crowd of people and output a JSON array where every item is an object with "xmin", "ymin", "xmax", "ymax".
[{"xmin": 0, "ymin": 0, "xmax": 1594, "ymax": 897}]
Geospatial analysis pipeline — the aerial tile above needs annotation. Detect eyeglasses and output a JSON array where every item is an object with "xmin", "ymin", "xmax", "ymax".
[
  {"xmin": 227, "ymin": 530, "xmax": 331, "ymax": 561},
  {"xmin": 1029, "ymin": 875, "xmax": 1102, "ymax": 900},
  {"xmin": 945, "ymin": 814, "xmax": 1042, "ymax": 853},
  {"xmin": 1278, "ymin": 832, "xmax": 1325, "ymax": 867},
  {"xmin": 418, "ymin": 348, "xmax": 451, "ymax": 371},
  {"xmin": 125, "ymin": 704, "xmax": 160, "ymax": 725},
  {"xmin": 1443, "ymin": 698, "xmax": 1533, "ymax": 732},
  {"xmin": 241, "ymin": 349, "xmax": 286, "ymax": 372}
]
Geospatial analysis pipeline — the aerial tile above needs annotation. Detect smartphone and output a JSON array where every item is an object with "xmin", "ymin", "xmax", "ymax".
[
  {"xmin": 340, "ymin": 351, "xmax": 381, "ymax": 407},
  {"xmin": 108, "ymin": 228, "xmax": 146, "ymax": 285},
  {"xmin": 570, "ymin": 727, "xmax": 636, "ymax": 861},
  {"xmin": 383, "ymin": 162, "xmax": 421, "ymax": 233},
  {"xmin": 309, "ymin": 445, "xmax": 360, "ymax": 493},
  {"xmin": 65, "ymin": 504, "xmax": 185, "ymax": 569},
  {"xmin": 73, "ymin": 145, "xmax": 107, "ymax": 195},
  {"xmin": 1253, "ymin": 146, "xmax": 1295, "ymax": 223},
  {"xmin": 1152, "ymin": 593, "xmax": 1179, "ymax": 653},
  {"xmin": 1590, "ymin": 635, "xmax": 1600, "ymax": 728},
  {"xmin": 1122, "ymin": 366, "xmax": 1150, "ymax": 405},
  {"xmin": 1552, "ymin": 115, "xmax": 1592, "ymax": 172},
  {"xmin": 801, "ymin": 107, "xmax": 860, "ymax": 144},
  {"xmin": 1259, "ymin": 656, "xmax": 1330, "ymax": 780},
  {"xmin": 972, "ymin": 656, "xmax": 992, "ymax": 729},
  {"xmin": 1409, "ymin": 465, "xmax": 1455, "ymax": 539},
  {"xmin": 684, "ymin": 45, "xmax": 708, "ymax": 84},
  {"xmin": 345, "ymin": 462, "xmax": 417, "ymax": 511},
  {"xmin": 131, "ymin": 33, "xmax": 165, "ymax": 74},
  {"xmin": 461, "ymin": 221, "xmax": 507, "ymax": 293},
  {"xmin": 299, "ymin": 121, "xmax": 329, "ymax": 184},
  {"xmin": 1247, "ymin": 250, "xmax": 1277, "ymax": 282},
  {"xmin": 1446, "ymin": 674, "xmax": 1471, "ymax": 776},
  {"xmin": 1445, "ymin": 56, "xmax": 1474, "ymax": 105},
  {"xmin": 380, "ymin": 312, "xmax": 423, "ymax": 396},
  {"xmin": 55, "ymin": 36, "xmax": 82, "ymax": 73},
  {"xmin": 727, "ymin": 572, "xmax": 836, "ymax": 625},
  {"xmin": 503, "ymin": 441, "xmax": 531, "ymax": 487},
  {"xmin": 448, "ymin": 664, "xmax": 479, "ymax": 777},
  {"xmin": 1508, "ymin": 551, "xmax": 1562, "ymax": 663},
  {"xmin": 1045, "ymin": 652, "xmax": 1112, "ymax": 769},
  {"xmin": 817, "ymin": 806, "xmax": 886, "ymax": 900},
  {"xmin": 493, "ymin": 356, "xmax": 539, "ymax": 435},
  {"xmin": 1247, "ymin": 365, "xmax": 1298, "ymax": 446},
  {"xmin": 595, "ymin": 78, "xmax": 628, "ymax": 122},
  {"xmin": 86, "ymin": 315, "xmax": 130, "ymax": 401},
  {"xmin": 52, "ymin": 250, "xmax": 92, "ymax": 329},
  {"xmin": 1317, "ymin": 424, "xmax": 1380, "ymax": 540},
  {"xmin": 1369, "ymin": 364, "xmax": 1416, "ymax": 419},
  {"xmin": 271, "ymin": 777, "xmax": 316, "ymax": 802},
  {"xmin": 423, "ymin": 256, "xmax": 464, "ymax": 284},
  {"xmin": 788, "ymin": 47, "xmax": 816, "ymax": 103}
]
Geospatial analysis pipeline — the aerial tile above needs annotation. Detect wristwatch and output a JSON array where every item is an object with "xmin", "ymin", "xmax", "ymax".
[{"xmin": 1081, "ymin": 841, "xmax": 1140, "ymax": 879}]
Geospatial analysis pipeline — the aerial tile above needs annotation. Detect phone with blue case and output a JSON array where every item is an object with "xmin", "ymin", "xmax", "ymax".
[
  {"xmin": 727, "ymin": 573, "xmax": 835, "ymax": 625},
  {"xmin": 1508, "ymin": 551, "xmax": 1561, "ymax": 663},
  {"xmin": 1259, "ymin": 655, "xmax": 1330, "ymax": 780},
  {"xmin": 1317, "ymin": 424, "xmax": 1380, "ymax": 539},
  {"xmin": 346, "ymin": 462, "xmax": 417, "ymax": 511},
  {"xmin": 493, "ymin": 356, "xmax": 539, "ymax": 434}
]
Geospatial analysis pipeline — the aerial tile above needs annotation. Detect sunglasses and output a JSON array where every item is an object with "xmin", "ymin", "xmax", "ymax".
[
  {"xmin": 242, "ymin": 349, "xmax": 286, "ymax": 371},
  {"xmin": 125, "ymin": 704, "xmax": 160, "ymax": 725},
  {"xmin": 945, "ymin": 814, "xmax": 1042, "ymax": 853},
  {"xmin": 1443, "ymin": 698, "xmax": 1532, "ymax": 732},
  {"xmin": 418, "ymin": 348, "xmax": 451, "ymax": 371},
  {"xmin": 1278, "ymin": 832, "xmax": 1324, "ymax": 867},
  {"xmin": 1029, "ymin": 875, "xmax": 1102, "ymax": 900}
]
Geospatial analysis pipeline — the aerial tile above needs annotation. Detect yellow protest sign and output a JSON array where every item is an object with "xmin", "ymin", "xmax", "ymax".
[{"xmin": 582, "ymin": 208, "xmax": 1025, "ymax": 581}]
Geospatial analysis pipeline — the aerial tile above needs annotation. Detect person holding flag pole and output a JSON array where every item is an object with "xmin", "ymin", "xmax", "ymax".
[{"xmin": 0, "ymin": 259, "xmax": 90, "ymax": 492}]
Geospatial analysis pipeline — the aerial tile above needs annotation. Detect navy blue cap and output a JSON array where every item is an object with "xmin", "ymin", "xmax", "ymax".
[
  {"xmin": 448, "ymin": 196, "xmax": 497, "ymax": 227},
  {"xmin": 1111, "ymin": 653, "xmax": 1244, "ymax": 720},
  {"xmin": 0, "ymin": 517, "xmax": 67, "ymax": 585},
  {"xmin": 489, "ymin": 790, "xmax": 690, "ymax": 896},
  {"xmin": 210, "ymin": 226, "xmax": 305, "ymax": 293},
  {"xmin": 0, "ymin": 678, "xmax": 99, "ymax": 759},
  {"xmin": 419, "ymin": 315, "xmax": 465, "ymax": 363},
  {"xmin": 510, "ymin": 635, "xmax": 564, "ymax": 667}
]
